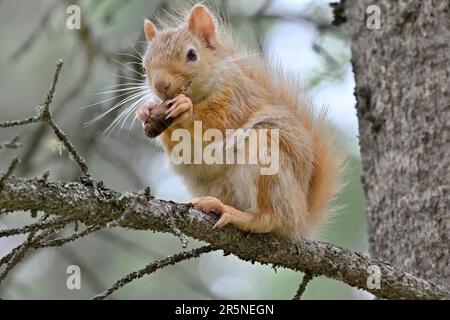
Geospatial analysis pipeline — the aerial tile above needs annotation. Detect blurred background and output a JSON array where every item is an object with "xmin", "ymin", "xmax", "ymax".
[{"xmin": 0, "ymin": 0, "xmax": 367, "ymax": 299}]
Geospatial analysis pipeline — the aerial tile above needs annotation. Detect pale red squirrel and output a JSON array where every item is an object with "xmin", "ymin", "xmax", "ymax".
[{"xmin": 136, "ymin": 4, "xmax": 344, "ymax": 241}]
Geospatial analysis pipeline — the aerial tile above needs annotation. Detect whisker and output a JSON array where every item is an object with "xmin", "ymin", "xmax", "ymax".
[
  {"xmin": 123, "ymin": 61, "xmax": 145, "ymax": 66},
  {"xmin": 93, "ymin": 86, "xmax": 147, "ymax": 96},
  {"xmin": 104, "ymin": 94, "xmax": 150, "ymax": 135},
  {"xmin": 124, "ymin": 34, "xmax": 144, "ymax": 61},
  {"xmin": 226, "ymin": 53, "xmax": 262, "ymax": 63},
  {"xmin": 84, "ymin": 91, "xmax": 148, "ymax": 126},
  {"xmin": 234, "ymin": 65, "xmax": 267, "ymax": 70},
  {"xmin": 129, "ymin": 114, "xmax": 139, "ymax": 134},
  {"xmin": 112, "ymin": 58, "xmax": 145, "ymax": 77},
  {"xmin": 119, "ymin": 95, "xmax": 150, "ymax": 133},
  {"xmin": 81, "ymin": 87, "xmax": 145, "ymax": 109},
  {"xmin": 101, "ymin": 82, "xmax": 146, "ymax": 89},
  {"xmin": 226, "ymin": 52, "xmax": 260, "ymax": 58},
  {"xmin": 114, "ymin": 52, "xmax": 143, "ymax": 62},
  {"xmin": 228, "ymin": 51, "xmax": 260, "ymax": 57},
  {"xmin": 107, "ymin": 72, "xmax": 144, "ymax": 82}
]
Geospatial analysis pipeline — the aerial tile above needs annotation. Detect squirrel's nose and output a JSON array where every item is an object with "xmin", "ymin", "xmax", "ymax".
[{"xmin": 155, "ymin": 80, "xmax": 170, "ymax": 95}]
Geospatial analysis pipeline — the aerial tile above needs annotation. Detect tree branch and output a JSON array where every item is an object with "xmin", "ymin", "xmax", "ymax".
[
  {"xmin": 93, "ymin": 245, "xmax": 216, "ymax": 300},
  {"xmin": 0, "ymin": 216, "xmax": 71, "ymax": 238},
  {"xmin": 0, "ymin": 117, "xmax": 39, "ymax": 128},
  {"xmin": 293, "ymin": 272, "xmax": 314, "ymax": 300},
  {"xmin": 0, "ymin": 135, "xmax": 21, "ymax": 149},
  {"xmin": 0, "ymin": 158, "xmax": 19, "ymax": 192},
  {"xmin": 0, "ymin": 176, "xmax": 448, "ymax": 300}
]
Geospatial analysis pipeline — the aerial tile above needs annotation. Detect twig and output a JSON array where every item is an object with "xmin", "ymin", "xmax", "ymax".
[
  {"xmin": 0, "ymin": 224, "xmax": 92, "ymax": 267},
  {"xmin": 0, "ymin": 248, "xmax": 17, "ymax": 266},
  {"xmin": 38, "ymin": 225, "xmax": 101, "ymax": 248},
  {"xmin": 40, "ymin": 60, "xmax": 63, "ymax": 110},
  {"xmin": 39, "ymin": 61, "xmax": 89, "ymax": 176},
  {"xmin": 0, "ymin": 217, "xmax": 71, "ymax": 239},
  {"xmin": 93, "ymin": 230, "xmax": 219, "ymax": 298},
  {"xmin": 45, "ymin": 117, "xmax": 89, "ymax": 176},
  {"xmin": 293, "ymin": 272, "xmax": 314, "ymax": 300},
  {"xmin": 0, "ymin": 228, "xmax": 53, "ymax": 266},
  {"xmin": 0, "ymin": 135, "xmax": 21, "ymax": 149},
  {"xmin": 0, "ymin": 233, "xmax": 37, "ymax": 284},
  {"xmin": 0, "ymin": 220, "xmax": 56, "ymax": 283},
  {"xmin": 0, "ymin": 117, "xmax": 39, "ymax": 128},
  {"xmin": 93, "ymin": 245, "xmax": 215, "ymax": 300},
  {"xmin": 0, "ymin": 158, "xmax": 19, "ymax": 192}
]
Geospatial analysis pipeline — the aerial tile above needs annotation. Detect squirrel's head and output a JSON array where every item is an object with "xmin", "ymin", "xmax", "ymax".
[{"xmin": 143, "ymin": 5, "xmax": 230, "ymax": 104}]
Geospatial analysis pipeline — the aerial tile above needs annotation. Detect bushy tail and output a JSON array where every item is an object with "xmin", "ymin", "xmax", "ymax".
[{"xmin": 306, "ymin": 111, "xmax": 346, "ymax": 236}]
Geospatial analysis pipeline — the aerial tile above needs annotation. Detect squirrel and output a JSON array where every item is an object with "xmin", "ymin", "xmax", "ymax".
[{"xmin": 136, "ymin": 4, "xmax": 344, "ymax": 241}]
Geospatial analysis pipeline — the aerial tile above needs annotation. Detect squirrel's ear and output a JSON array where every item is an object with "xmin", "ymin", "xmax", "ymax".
[
  {"xmin": 187, "ymin": 5, "xmax": 216, "ymax": 48},
  {"xmin": 144, "ymin": 19, "xmax": 157, "ymax": 42}
]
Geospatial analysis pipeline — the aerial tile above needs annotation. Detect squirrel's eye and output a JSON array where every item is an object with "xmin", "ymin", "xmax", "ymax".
[
  {"xmin": 186, "ymin": 49, "xmax": 197, "ymax": 63},
  {"xmin": 143, "ymin": 65, "xmax": 147, "ymax": 73}
]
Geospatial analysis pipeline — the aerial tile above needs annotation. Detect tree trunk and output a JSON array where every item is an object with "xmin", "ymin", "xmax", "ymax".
[{"xmin": 347, "ymin": 0, "xmax": 450, "ymax": 288}]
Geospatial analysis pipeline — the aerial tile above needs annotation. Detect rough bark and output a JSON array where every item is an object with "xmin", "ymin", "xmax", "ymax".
[
  {"xmin": 1, "ymin": 176, "xmax": 448, "ymax": 299},
  {"xmin": 347, "ymin": 1, "xmax": 450, "ymax": 288}
]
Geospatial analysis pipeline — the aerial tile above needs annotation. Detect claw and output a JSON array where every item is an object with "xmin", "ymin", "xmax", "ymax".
[{"xmin": 212, "ymin": 212, "xmax": 232, "ymax": 229}]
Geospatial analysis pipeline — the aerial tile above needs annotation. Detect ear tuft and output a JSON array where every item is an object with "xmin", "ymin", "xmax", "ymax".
[
  {"xmin": 144, "ymin": 19, "xmax": 157, "ymax": 42},
  {"xmin": 187, "ymin": 5, "xmax": 216, "ymax": 45}
]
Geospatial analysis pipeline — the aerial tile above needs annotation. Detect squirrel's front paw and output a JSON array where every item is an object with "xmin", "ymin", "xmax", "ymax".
[{"xmin": 165, "ymin": 94, "xmax": 193, "ymax": 127}]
